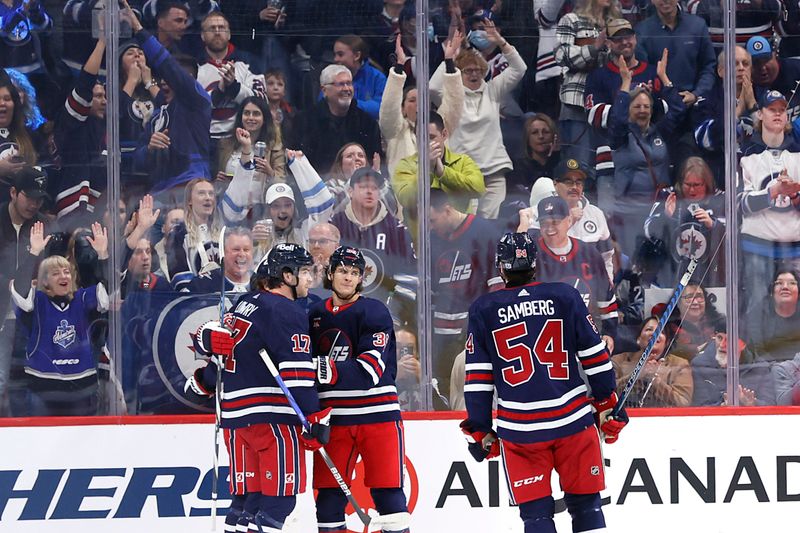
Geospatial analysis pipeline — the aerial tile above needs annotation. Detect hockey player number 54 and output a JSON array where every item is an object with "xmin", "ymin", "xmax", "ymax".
[{"xmin": 492, "ymin": 320, "xmax": 569, "ymax": 386}]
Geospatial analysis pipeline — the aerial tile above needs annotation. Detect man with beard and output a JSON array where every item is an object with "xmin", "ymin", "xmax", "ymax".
[
  {"xmin": 289, "ymin": 64, "xmax": 382, "ymax": 175},
  {"xmin": 532, "ymin": 195, "xmax": 618, "ymax": 352},
  {"xmin": 692, "ymin": 317, "xmax": 775, "ymax": 406},
  {"xmin": 584, "ymin": 18, "xmax": 662, "ymax": 196},
  {"xmin": 197, "ymin": 12, "xmax": 260, "ymax": 142}
]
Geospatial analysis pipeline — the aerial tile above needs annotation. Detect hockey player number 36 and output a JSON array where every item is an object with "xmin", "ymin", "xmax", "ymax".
[{"xmin": 491, "ymin": 320, "xmax": 569, "ymax": 386}]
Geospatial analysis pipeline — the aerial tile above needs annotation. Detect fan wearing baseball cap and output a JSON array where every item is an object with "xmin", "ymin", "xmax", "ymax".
[
  {"xmin": 0, "ymin": 166, "xmax": 55, "ymax": 414},
  {"xmin": 518, "ymin": 158, "xmax": 615, "ymax": 281},
  {"xmin": 745, "ymin": 35, "xmax": 800, "ymax": 118},
  {"xmin": 739, "ymin": 65, "xmax": 800, "ymax": 312},
  {"xmin": 532, "ymin": 195, "xmax": 619, "ymax": 352}
]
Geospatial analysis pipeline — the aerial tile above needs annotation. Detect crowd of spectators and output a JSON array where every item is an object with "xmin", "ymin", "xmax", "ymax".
[{"xmin": 2, "ymin": 0, "xmax": 800, "ymax": 415}]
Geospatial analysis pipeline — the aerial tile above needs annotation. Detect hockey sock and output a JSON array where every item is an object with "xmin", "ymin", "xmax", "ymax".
[
  {"xmin": 225, "ymin": 494, "xmax": 246, "ymax": 533},
  {"xmin": 519, "ymin": 496, "xmax": 556, "ymax": 533},
  {"xmin": 237, "ymin": 511, "xmax": 254, "ymax": 533},
  {"xmin": 238, "ymin": 493, "xmax": 260, "ymax": 533},
  {"xmin": 371, "ymin": 488, "xmax": 410, "ymax": 532},
  {"xmin": 244, "ymin": 492, "xmax": 261, "ymax": 515},
  {"xmin": 250, "ymin": 495, "xmax": 296, "ymax": 533},
  {"xmin": 316, "ymin": 488, "xmax": 348, "ymax": 533},
  {"xmin": 563, "ymin": 492, "xmax": 606, "ymax": 532}
]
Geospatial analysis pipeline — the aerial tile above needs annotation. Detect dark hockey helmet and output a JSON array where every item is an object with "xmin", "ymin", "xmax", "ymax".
[
  {"xmin": 328, "ymin": 246, "xmax": 366, "ymax": 274},
  {"xmin": 256, "ymin": 242, "xmax": 313, "ymax": 281},
  {"xmin": 496, "ymin": 232, "xmax": 537, "ymax": 272}
]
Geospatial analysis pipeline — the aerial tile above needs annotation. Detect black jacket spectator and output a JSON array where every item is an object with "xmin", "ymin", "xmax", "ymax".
[{"xmin": 289, "ymin": 98, "xmax": 382, "ymax": 176}]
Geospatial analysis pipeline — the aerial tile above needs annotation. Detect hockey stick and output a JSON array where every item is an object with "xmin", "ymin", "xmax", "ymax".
[
  {"xmin": 611, "ymin": 257, "xmax": 698, "ymax": 417},
  {"xmin": 211, "ymin": 226, "xmax": 227, "ymax": 530},
  {"xmin": 258, "ymin": 348, "xmax": 372, "ymax": 527}
]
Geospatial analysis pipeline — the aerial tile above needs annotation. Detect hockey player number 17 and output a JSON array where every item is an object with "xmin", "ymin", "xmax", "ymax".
[{"xmin": 492, "ymin": 320, "xmax": 569, "ymax": 386}]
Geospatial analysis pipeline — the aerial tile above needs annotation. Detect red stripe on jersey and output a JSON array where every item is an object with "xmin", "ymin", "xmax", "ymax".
[
  {"xmin": 466, "ymin": 372, "xmax": 493, "ymax": 382},
  {"xmin": 222, "ymin": 394, "xmax": 289, "ymax": 410},
  {"xmin": 56, "ymin": 186, "xmax": 99, "ymax": 213},
  {"xmin": 498, "ymin": 396, "xmax": 589, "ymax": 421},
  {"xmin": 581, "ymin": 353, "xmax": 609, "ymax": 367},
  {"xmin": 281, "ymin": 370, "xmax": 316, "ymax": 381},
  {"xmin": 322, "ymin": 394, "xmax": 399, "ymax": 407},
  {"xmin": 595, "ymin": 149, "xmax": 612, "ymax": 163},
  {"xmin": 360, "ymin": 352, "xmax": 383, "ymax": 377},
  {"xmin": 598, "ymin": 302, "xmax": 619, "ymax": 314},
  {"xmin": 590, "ymin": 104, "xmax": 608, "ymax": 128},
  {"xmin": 67, "ymin": 93, "xmax": 90, "ymax": 117}
]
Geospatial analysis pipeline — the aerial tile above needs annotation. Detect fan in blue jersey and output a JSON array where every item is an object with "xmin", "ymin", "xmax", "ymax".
[
  {"xmin": 185, "ymin": 242, "xmax": 330, "ymax": 533},
  {"xmin": 462, "ymin": 232, "xmax": 628, "ymax": 533},
  {"xmin": 309, "ymin": 246, "xmax": 410, "ymax": 533},
  {"xmin": 10, "ymin": 221, "xmax": 109, "ymax": 416}
]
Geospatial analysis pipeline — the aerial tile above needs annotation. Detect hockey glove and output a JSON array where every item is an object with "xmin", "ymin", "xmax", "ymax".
[
  {"xmin": 593, "ymin": 392, "xmax": 629, "ymax": 444},
  {"xmin": 193, "ymin": 321, "xmax": 235, "ymax": 362},
  {"xmin": 184, "ymin": 367, "xmax": 215, "ymax": 403},
  {"xmin": 459, "ymin": 419, "xmax": 500, "ymax": 462},
  {"xmin": 301, "ymin": 407, "xmax": 333, "ymax": 451},
  {"xmin": 315, "ymin": 355, "xmax": 338, "ymax": 385}
]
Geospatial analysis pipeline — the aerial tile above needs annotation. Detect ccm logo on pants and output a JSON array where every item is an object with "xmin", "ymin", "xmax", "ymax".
[{"xmin": 513, "ymin": 475, "xmax": 544, "ymax": 488}]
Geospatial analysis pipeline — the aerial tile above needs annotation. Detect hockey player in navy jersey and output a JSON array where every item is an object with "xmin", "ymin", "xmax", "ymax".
[
  {"xmin": 309, "ymin": 246, "xmax": 410, "ymax": 533},
  {"xmin": 186, "ymin": 243, "xmax": 330, "ymax": 533},
  {"xmin": 462, "ymin": 232, "xmax": 628, "ymax": 533}
]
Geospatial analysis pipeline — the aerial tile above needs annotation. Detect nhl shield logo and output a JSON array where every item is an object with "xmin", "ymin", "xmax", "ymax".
[
  {"xmin": 53, "ymin": 320, "xmax": 76, "ymax": 349},
  {"xmin": 590, "ymin": 465, "xmax": 600, "ymax": 476}
]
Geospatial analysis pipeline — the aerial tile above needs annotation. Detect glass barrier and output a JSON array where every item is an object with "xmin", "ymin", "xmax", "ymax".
[{"xmin": 1, "ymin": 0, "xmax": 797, "ymax": 418}]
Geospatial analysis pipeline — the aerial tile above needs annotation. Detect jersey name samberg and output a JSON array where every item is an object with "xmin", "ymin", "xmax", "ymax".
[{"xmin": 497, "ymin": 299, "xmax": 555, "ymax": 324}]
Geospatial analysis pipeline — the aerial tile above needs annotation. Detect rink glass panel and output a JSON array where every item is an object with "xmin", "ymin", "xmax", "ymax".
[{"xmin": 4, "ymin": 0, "xmax": 782, "ymax": 416}]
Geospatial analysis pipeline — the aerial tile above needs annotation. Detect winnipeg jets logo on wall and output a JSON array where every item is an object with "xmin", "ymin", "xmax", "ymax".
[
  {"xmin": 149, "ymin": 294, "xmax": 234, "ymax": 412},
  {"xmin": 53, "ymin": 320, "xmax": 76, "ymax": 349}
]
